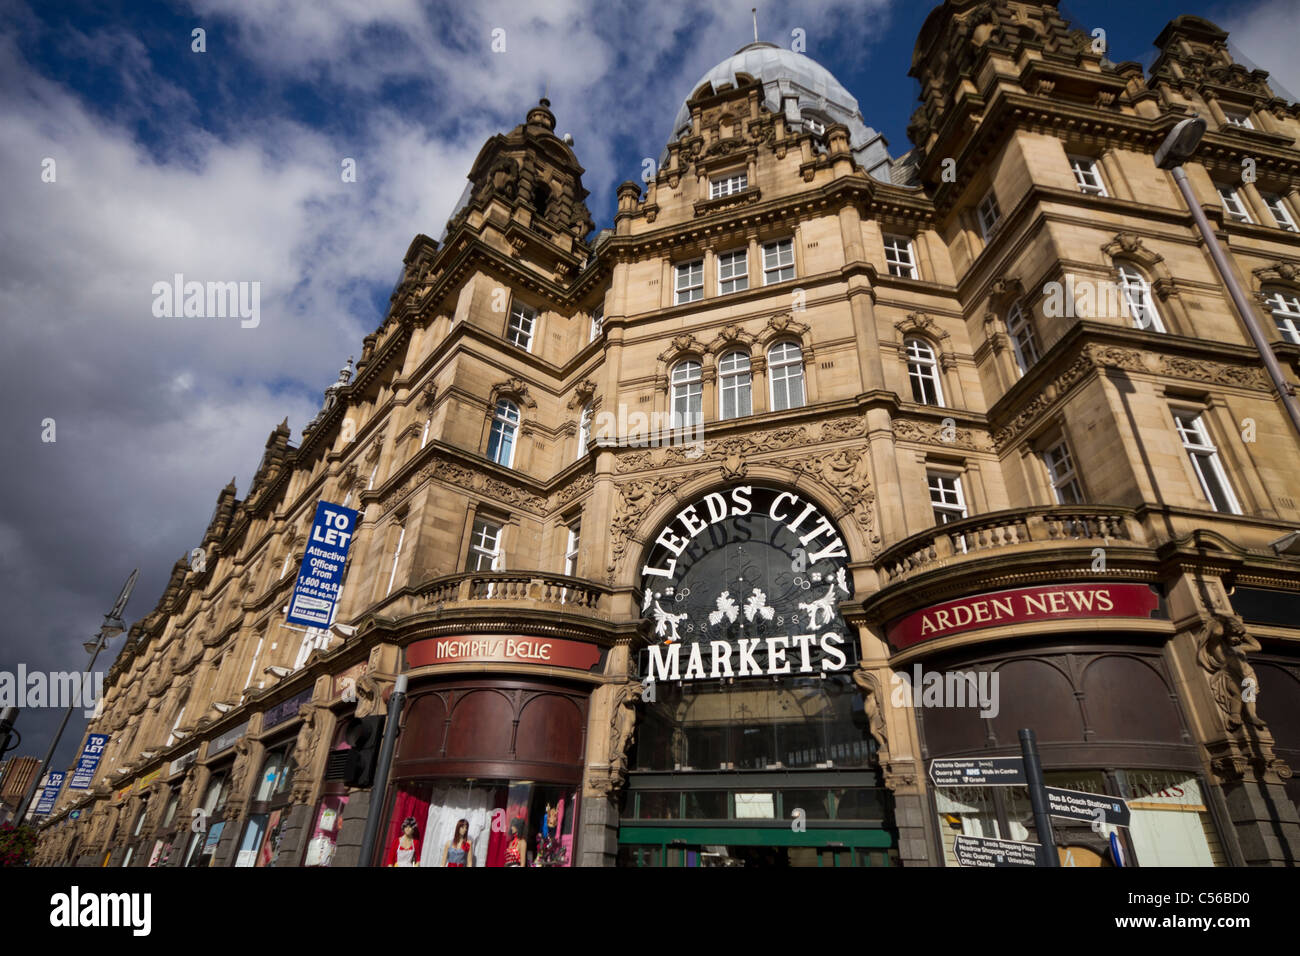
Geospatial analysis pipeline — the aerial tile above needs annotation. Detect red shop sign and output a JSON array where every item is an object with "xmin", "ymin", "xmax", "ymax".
[
  {"xmin": 886, "ymin": 583, "xmax": 1161, "ymax": 650},
  {"xmin": 406, "ymin": 635, "xmax": 602, "ymax": 671}
]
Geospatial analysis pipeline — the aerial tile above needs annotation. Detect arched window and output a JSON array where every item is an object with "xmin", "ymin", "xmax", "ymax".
[
  {"xmin": 532, "ymin": 182, "xmax": 551, "ymax": 218},
  {"xmin": 577, "ymin": 403, "xmax": 592, "ymax": 459},
  {"xmin": 487, "ymin": 399, "xmax": 520, "ymax": 467},
  {"xmin": 1005, "ymin": 302, "xmax": 1040, "ymax": 374},
  {"xmin": 768, "ymin": 342, "xmax": 805, "ymax": 411},
  {"xmin": 1118, "ymin": 264, "xmax": 1165, "ymax": 332},
  {"xmin": 670, "ymin": 360, "xmax": 703, "ymax": 428},
  {"xmin": 718, "ymin": 351, "xmax": 752, "ymax": 420},
  {"xmin": 1265, "ymin": 288, "xmax": 1300, "ymax": 344},
  {"xmin": 904, "ymin": 338, "xmax": 944, "ymax": 406}
]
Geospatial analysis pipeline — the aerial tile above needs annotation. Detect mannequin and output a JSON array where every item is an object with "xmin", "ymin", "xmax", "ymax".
[
  {"xmin": 385, "ymin": 817, "xmax": 421, "ymax": 867},
  {"xmin": 503, "ymin": 819, "xmax": 527, "ymax": 867},
  {"xmin": 442, "ymin": 818, "xmax": 473, "ymax": 867}
]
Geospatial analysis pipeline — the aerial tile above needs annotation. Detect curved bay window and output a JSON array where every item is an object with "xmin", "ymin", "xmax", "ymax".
[
  {"xmin": 235, "ymin": 738, "xmax": 296, "ymax": 867},
  {"xmin": 381, "ymin": 678, "xmax": 588, "ymax": 867},
  {"xmin": 623, "ymin": 485, "xmax": 896, "ymax": 867}
]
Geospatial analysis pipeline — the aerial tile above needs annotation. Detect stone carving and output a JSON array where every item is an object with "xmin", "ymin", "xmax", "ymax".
[
  {"xmin": 992, "ymin": 344, "xmax": 1272, "ymax": 449},
  {"xmin": 226, "ymin": 738, "xmax": 253, "ymax": 822},
  {"xmin": 851, "ymin": 667, "xmax": 890, "ymax": 756},
  {"xmin": 893, "ymin": 419, "xmax": 990, "ymax": 451},
  {"xmin": 290, "ymin": 705, "xmax": 324, "ymax": 802},
  {"xmin": 790, "ymin": 447, "xmax": 880, "ymax": 547},
  {"xmin": 1198, "ymin": 613, "xmax": 1267, "ymax": 734},
  {"xmin": 607, "ymin": 471, "xmax": 708, "ymax": 581},
  {"xmin": 567, "ymin": 378, "xmax": 597, "ymax": 409},
  {"xmin": 382, "ymin": 453, "xmax": 549, "ymax": 520},
  {"xmin": 763, "ymin": 312, "xmax": 811, "ymax": 342},
  {"xmin": 658, "ymin": 334, "xmax": 707, "ymax": 363},
  {"xmin": 490, "ymin": 377, "xmax": 538, "ymax": 409},
  {"xmin": 606, "ymin": 680, "xmax": 643, "ymax": 792},
  {"xmin": 612, "ymin": 416, "xmax": 868, "ymax": 475}
]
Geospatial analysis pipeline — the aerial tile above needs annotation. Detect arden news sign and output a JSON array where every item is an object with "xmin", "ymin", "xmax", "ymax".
[
  {"xmin": 886, "ymin": 583, "xmax": 1162, "ymax": 650},
  {"xmin": 638, "ymin": 486, "xmax": 856, "ymax": 682}
]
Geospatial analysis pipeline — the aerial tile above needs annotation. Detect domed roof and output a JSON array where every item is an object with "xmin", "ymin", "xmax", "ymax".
[{"xmin": 664, "ymin": 42, "xmax": 898, "ymax": 182}]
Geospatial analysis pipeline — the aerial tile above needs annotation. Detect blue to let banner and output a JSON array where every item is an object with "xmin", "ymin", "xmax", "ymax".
[
  {"xmin": 34, "ymin": 772, "xmax": 66, "ymax": 815},
  {"xmin": 286, "ymin": 501, "xmax": 359, "ymax": 628},
  {"xmin": 69, "ymin": 733, "xmax": 110, "ymax": 789}
]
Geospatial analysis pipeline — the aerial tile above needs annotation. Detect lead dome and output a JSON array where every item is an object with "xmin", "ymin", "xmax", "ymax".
[{"xmin": 663, "ymin": 41, "xmax": 901, "ymax": 183}]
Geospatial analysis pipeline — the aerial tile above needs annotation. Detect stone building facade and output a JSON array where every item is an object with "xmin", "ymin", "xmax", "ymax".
[{"xmin": 36, "ymin": 2, "xmax": 1300, "ymax": 868}]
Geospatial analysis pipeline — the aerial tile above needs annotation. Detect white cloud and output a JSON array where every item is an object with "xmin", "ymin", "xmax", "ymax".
[{"xmin": 1223, "ymin": 0, "xmax": 1300, "ymax": 102}]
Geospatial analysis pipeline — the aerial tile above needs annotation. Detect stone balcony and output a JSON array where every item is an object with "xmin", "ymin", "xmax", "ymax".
[
  {"xmin": 876, "ymin": 505, "xmax": 1147, "ymax": 586},
  {"xmin": 415, "ymin": 571, "xmax": 610, "ymax": 618}
]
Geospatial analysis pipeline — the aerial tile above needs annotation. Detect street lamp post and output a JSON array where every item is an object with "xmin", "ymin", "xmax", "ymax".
[
  {"xmin": 14, "ymin": 570, "xmax": 138, "ymax": 825},
  {"xmin": 1155, "ymin": 115, "xmax": 1300, "ymax": 439}
]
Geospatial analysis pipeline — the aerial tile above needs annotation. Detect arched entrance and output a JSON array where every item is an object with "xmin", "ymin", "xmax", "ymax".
[{"xmin": 618, "ymin": 484, "xmax": 898, "ymax": 866}]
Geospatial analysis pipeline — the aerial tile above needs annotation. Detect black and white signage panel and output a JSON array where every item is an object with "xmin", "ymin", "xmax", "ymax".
[
  {"xmin": 1044, "ymin": 787, "xmax": 1131, "ymax": 827},
  {"xmin": 953, "ymin": 835, "xmax": 1040, "ymax": 868},
  {"xmin": 638, "ymin": 486, "xmax": 856, "ymax": 682},
  {"xmin": 929, "ymin": 756, "xmax": 1027, "ymax": 787}
]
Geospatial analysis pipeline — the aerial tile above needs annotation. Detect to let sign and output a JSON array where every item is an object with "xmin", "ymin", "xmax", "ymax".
[
  {"xmin": 886, "ymin": 583, "xmax": 1161, "ymax": 649},
  {"xmin": 953, "ymin": 834, "xmax": 1040, "ymax": 868},
  {"xmin": 287, "ymin": 501, "xmax": 359, "ymax": 628},
  {"xmin": 69, "ymin": 733, "xmax": 109, "ymax": 789},
  {"xmin": 34, "ymin": 772, "xmax": 65, "ymax": 815}
]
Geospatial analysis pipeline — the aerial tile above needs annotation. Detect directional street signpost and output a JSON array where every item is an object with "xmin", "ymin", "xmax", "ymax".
[
  {"xmin": 953, "ymin": 834, "xmax": 1041, "ymax": 868},
  {"xmin": 929, "ymin": 756, "xmax": 1027, "ymax": 787},
  {"xmin": 1044, "ymin": 787, "xmax": 1132, "ymax": 828}
]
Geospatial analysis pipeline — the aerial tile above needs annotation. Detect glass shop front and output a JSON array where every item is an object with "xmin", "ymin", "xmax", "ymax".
[
  {"xmin": 618, "ymin": 485, "xmax": 897, "ymax": 867},
  {"xmin": 379, "ymin": 676, "xmax": 588, "ymax": 867}
]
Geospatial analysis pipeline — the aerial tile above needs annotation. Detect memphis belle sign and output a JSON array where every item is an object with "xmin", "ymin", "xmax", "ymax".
[
  {"xmin": 885, "ymin": 583, "xmax": 1162, "ymax": 650},
  {"xmin": 638, "ymin": 486, "xmax": 855, "ymax": 683}
]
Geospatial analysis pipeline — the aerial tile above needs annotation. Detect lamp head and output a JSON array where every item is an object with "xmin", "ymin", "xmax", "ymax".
[{"xmin": 1155, "ymin": 115, "xmax": 1207, "ymax": 170}]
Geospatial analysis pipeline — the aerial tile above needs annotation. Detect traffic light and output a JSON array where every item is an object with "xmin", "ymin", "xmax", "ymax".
[{"xmin": 342, "ymin": 715, "xmax": 385, "ymax": 788}]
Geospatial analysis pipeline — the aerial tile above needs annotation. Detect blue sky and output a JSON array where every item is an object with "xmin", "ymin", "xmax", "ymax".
[{"xmin": 2, "ymin": 0, "xmax": 1298, "ymax": 778}]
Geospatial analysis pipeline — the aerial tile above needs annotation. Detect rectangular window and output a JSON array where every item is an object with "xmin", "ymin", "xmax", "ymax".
[
  {"xmin": 1173, "ymin": 411, "xmax": 1242, "ymax": 514},
  {"xmin": 385, "ymin": 522, "xmax": 405, "ymax": 596},
  {"xmin": 1069, "ymin": 156, "xmax": 1107, "ymax": 196},
  {"xmin": 1222, "ymin": 109, "xmax": 1253, "ymax": 129},
  {"xmin": 710, "ymin": 172, "xmax": 748, "ymax": 198},
  {"xmin": 1042, "ymin": 440, "xmax": 1084, "ymax": 504},
  {"xmin": 564, "ymin": 521, "xmax": 581, "ymax": 576},
  {"xmin": 883, "ymin": 235, "xmax": 917, "ymax": 278},
  {"xmin": 928, "ymin": 473, "xmax": 968, "ymax": 524},
  {"xmin": 1262, "ymin": 193, "xmax": 1298, "ymax": 232},
  {"xmin": 467, "ymin": 518, "xmax": 504, "ymax": 572},
  {"xmin": 762, "ymin": 238, "xmax": 795, "ymax": 284},
  {"xmin": 507, "ymin": 301, "xmax": 536, "ymax": 350},
  {"xmin": 1268, "ymin": 290, "xmax": 1300, "ymax": 344},
  {"xmin": 419, "ymin": 416, "xmax": 431, "ymax": 450},
  {"xmin": 675, "ymin": 259, "xmax": 704, "ymax": 304},
  {"xmin": 589, "ymin": 304, "xmax": 604, "ymax": 342},
  {"xmin": 1006, "ymin": 303, "xmax": 1040, "ymax": 374},
  {"xmin": 977, "ymin": 191, "xmax": 1001, "ymax": 240},
  {"xmin": 1216, "ymin": 185, "xmax": 1253, "ymax": 224},
  {"xmin": 717, "ymin": 248, "xmax": 748, "ymax": 295}
]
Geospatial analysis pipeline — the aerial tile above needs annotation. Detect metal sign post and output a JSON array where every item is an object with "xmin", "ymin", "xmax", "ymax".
[{"xmin": 1019, "ymin": 728, "xmax": 1059, "ymax": 867}]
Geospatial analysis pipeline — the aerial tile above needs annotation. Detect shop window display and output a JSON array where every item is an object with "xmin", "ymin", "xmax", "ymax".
[
  {"xmin": 235, "ymin": 739, "xmax": 296, "ymax": 867},
  {"xmin": 303, "ymin": 795, "xmax": 349, "ymax": 867},
  {"xmin": 381, "ymin": 779, "xmax": 579, "ymax": 867}
]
